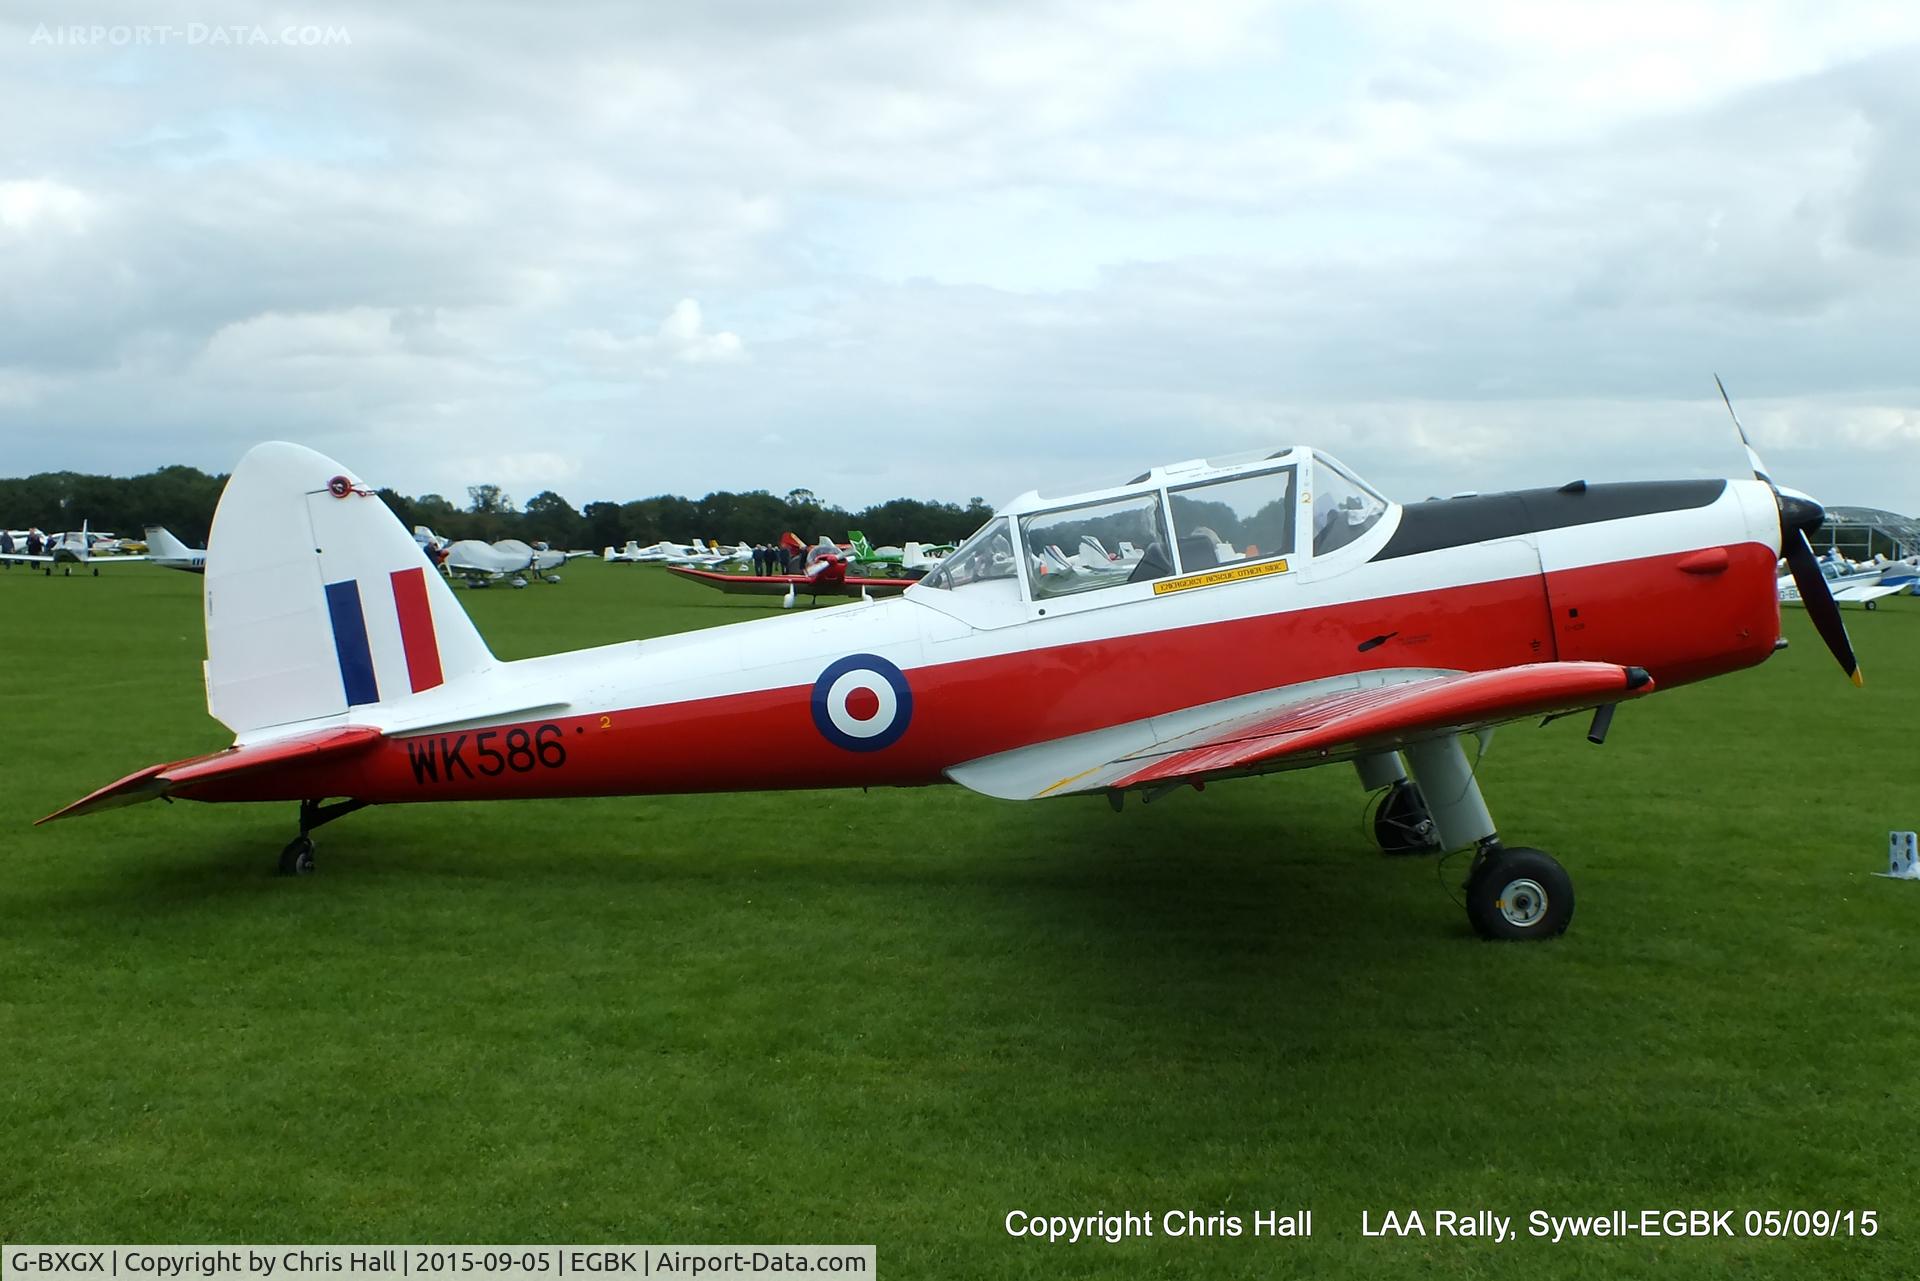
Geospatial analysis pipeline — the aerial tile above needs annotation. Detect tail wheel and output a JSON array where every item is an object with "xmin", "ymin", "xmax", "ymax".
[
  {"xmin": 1465, "ymin": 846, "xmax": 1573, "ymax": 940},
  {"xmin": 278, "ymin": 836, "xmax": 316, "ymax": 876}
]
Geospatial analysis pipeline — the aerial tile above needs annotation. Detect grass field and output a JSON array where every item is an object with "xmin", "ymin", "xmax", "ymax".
[{"xmin": 3, "ymin": 558, "xmax": 1917, "ymax": 1278}]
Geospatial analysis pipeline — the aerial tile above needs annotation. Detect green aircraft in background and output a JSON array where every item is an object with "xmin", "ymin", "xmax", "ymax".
[{"xmin": 848, "ymin": 530, "xmax": 956, "ymax": 579}]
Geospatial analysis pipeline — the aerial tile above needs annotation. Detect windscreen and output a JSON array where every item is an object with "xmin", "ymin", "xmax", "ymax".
[
  {"xmin": 1311, "ymin": 453, "xmax": 1388, "ymax": 554},
  {"xmin": 919, "ymin": 518, "xmax": 1017, "ymax": 591}
]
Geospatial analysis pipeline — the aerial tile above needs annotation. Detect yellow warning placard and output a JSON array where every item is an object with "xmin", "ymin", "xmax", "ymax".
[{"xmin": 1152, "ymin": 558, "xmax": 1290, "ymax": 595}]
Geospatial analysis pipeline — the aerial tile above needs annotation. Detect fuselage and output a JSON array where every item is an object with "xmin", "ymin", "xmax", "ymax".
[{"xmin": 184, "ymin": 469, "xmax": 1784, "ymax": 808}]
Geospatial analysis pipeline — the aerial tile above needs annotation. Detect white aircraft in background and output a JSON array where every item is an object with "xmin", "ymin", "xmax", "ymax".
[
  {"xmin": 665, "ymin": 540, "xmax": 754, "ymax": 568},
  {"xmin": 1778, "ymin": 551, "xmax": 1906, "ymax": 610},
  {"xmin": 602, "ymin": 540, "xmax": 648, "ymax": 563},
  {"xmin": 143, "ymin": 526, "xmax": 209, "ymax": 573},
  {"xmin": 603, "ymin": 538, "xmax": 696, "ymax": 563},
  {"xmin": 0, "ymin": 521, "xmax": 148, "ymax": 575},
  {"xmin": 602, "ymin": 538, "xmax": 747, "ymax": 566},
  {"xmin": 442, "ymin": 539, "xmax": 586, "ymax": 588},
  {"xmin": 445, "ymin": 539, "xmax": 538, "ymax": 588}
]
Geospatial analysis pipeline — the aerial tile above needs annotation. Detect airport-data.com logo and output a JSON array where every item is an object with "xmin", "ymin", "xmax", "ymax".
[{"xmin": 29, "ymin": 22, "xmax": 352, "ymax": 48}]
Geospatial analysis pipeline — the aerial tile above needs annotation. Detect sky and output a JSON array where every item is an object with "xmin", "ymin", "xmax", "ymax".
[{"xmin": 3, "ymin": 1, "xmax": 1919, "ymax": 518}]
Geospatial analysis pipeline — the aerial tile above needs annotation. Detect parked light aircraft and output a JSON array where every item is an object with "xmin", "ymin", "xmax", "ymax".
[
  {"xmin": 43, "ymin": 391, "xmax": 1862, "ymax": 940},
  {"xmin": 143, "ymin": 526, "xmax": 209, "ymax": 574},
  {"xmin": 665, "ymin": 540, "xmax": 753, "ymax": 569},
  {"xmin": 602, "ymin": 539, "xmax": 734, "ymax": 566},
  {"xmin": 1778, "ymin": 556, "xmax": 1906, "ymax": 610},
  {"xmin": 442, "ymin": 538, "xmax": 585, "ymax": 588},
  {"xmin": 668, "ymin": 560, "xmax": 914, "ymax": 604},
  {"xmin": 602, "ymin": 540, "xmax": 649, "ymax": 564},
  {"xmin": 0, "ymin": 522, "xmax": 148, "ymax": 575},
  {"xmin": 849, "ymin": 531, "xmax": 955, "ymax": 579}
]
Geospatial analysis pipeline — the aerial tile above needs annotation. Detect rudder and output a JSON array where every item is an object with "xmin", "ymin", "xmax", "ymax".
[{"xmin": 204, "ymin": 442, "xmax": 494, "ymax": 738}]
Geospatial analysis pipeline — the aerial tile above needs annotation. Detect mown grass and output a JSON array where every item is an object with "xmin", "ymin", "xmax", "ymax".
[{"xmin": 2, "ymin": 559, "xmax": 1917, "ymax": 1278}]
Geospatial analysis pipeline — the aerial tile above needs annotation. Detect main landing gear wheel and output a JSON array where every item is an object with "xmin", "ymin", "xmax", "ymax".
[
  {"xmin": 1374, "ymin": 779, "xmax": 1440, "ymax": 855},
  {"xmin": 278, "ymin": 836, "xmax": 316, "ymax": 876},
  {"xmin": 1464, "ymin": 845, "xmax": 1573, "ymax": 941}
]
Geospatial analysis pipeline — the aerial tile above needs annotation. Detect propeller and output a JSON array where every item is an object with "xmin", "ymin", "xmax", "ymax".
[{"xmin": 1715, "ymin": 375, "xmax": 1862, "ymax": 687}]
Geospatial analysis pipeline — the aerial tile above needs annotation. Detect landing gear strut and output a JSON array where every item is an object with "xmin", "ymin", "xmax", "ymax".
[
  {"xmin": 277, "ymin": 797, "xmax": 368, "ymax": 876},
  {"xmin": 1358, "ymin": 738, "xmax": 1577, "ymax": 940}
]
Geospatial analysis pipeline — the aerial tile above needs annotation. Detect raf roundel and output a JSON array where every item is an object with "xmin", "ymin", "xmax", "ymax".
[{"xmin": 811, "ymin": 654, "xmax": 914, "ymax": 752}]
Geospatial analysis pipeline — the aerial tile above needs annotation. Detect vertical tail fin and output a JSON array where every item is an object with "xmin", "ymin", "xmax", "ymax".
[
  {"xmin": 204, "ymin": 443, "xmax": 494, "ymax": 738},
  {"xmin": 143, "ymin": 525, "xmax": 194, "ymax": 558}
]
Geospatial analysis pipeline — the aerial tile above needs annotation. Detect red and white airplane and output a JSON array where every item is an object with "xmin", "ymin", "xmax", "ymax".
[
  {"xmin": 43, "ymin": 399, "xmax": 1860, "ymax": 940},
  {"xmin": 667, "ymin": 557, "xmax": 914, "ymax": 605}
]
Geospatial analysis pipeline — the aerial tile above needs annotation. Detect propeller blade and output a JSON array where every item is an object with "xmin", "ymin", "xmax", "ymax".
[
  {"xmin": 1714, "ymin": 372, "xmax": 1774, "ymax": 486},
  {"xmin": 1783, "ymin": 527, "xmax": 1863, "ymax": 686},
  {"xmin": 1715, "ymin": 374, "xmax": 1862, "ymax": 686}
]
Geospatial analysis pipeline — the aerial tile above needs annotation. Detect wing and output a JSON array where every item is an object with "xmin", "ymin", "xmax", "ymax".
[
  {"xmin": 0, "ymin": 553, "xmax": 53, "ymax": 562},
  {"xmin": 1831, "ymin": 582, "xmax": 1907, "ymax": 604},
  {"xmin": 947, "ymin": 662, "xmax": 1654, "ymax": 801}
]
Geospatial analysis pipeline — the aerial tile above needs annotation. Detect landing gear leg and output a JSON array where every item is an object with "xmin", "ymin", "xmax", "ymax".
[
  {"xmin": 277, "ymin": 798, "xmax": 369, "ymax": 876},
  {"xmin": 1403, "ymin": 734, "xmax": 1573, "ymax": 940}
]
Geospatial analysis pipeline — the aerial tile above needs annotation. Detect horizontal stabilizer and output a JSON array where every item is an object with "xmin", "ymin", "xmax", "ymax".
[{"xmin": 39, "ymin": 726, "xmax": 384, "ymax": 824}]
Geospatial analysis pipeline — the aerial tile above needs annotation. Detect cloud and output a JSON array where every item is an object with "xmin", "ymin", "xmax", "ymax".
[
  {"xmin": 569, "ymin": 297, "xmax": 746, "ymax": 379},
  {"xmin": 0, "ymin": 178, "xmax": 96, "ymax": 235},
  {"xmin": 0, "ymin": 2, "xmax": 1916, "ymax": 516}
]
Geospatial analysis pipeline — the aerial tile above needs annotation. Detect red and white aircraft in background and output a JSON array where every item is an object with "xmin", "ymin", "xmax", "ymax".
[
  {"xmin": 668, "ymin": 537, "xmax": 914, "ymax": 606},
  {"xmin": 43, "ymin": 399, "xmax": 1861, "ymax": 940}
]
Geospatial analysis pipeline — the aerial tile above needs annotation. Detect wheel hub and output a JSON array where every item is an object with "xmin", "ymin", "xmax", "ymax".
[{"xmin": 1495, "ymin": 877, "xmax": 1548, "ymax": 928}]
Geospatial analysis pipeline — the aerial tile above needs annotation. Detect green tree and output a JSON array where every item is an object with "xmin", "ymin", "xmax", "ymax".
[{"xmin": 523, "ymin": 490, "xmax": 584, "ymax": 549}]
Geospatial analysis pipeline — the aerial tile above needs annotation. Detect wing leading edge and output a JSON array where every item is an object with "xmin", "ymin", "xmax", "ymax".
[{"xmin": 948, "ymin": 662, "xmax": 1655, "ymax": 801}]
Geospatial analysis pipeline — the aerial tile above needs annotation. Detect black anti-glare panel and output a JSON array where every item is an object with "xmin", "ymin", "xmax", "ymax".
[{"xmin": 1371, "ymin": 480, "xmax": 1729, "ymax": 561}]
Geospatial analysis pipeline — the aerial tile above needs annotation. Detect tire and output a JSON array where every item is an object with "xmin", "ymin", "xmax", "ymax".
[
  {"xmin": 1465, "ymin": 846, "xmax": 1572, "ymax": 940},
  {"xmin": 278, "ymin": 836, "xmax": 316, "ymax": 876},
  {"xmin": 1373, "ymin": 780, "xmax": 1439, "ymax": 855}
]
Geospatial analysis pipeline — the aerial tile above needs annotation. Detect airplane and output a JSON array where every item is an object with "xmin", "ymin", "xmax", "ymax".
[
  {"xmin": 849, "ymin": 531, "xmax": 957, "ymax": 579},
  {"xmin": 441, "ymin": 538, "xmax": 574, "ymax": 588},
  {"xmin": 603, "ymin": 540, "xmax": 642, "ymax": 564},
  {"xmin": 143, "ymin": 526, "xmax": 209, "ymax": 574},
  {"xmin": 664, "ymin": 540, "xmax": 753, "ymax": 569},
  {"xmin": 667, "ymin": 560, "xmax": 915, "ymax": 604},
  {"xmin": 40, "ymin": 390, "xmax": 1863, "ymax": 942},
  {"xmin": 1778, "ymin": 556, "xmax": 1906, "ymax": 610},
  {"xmin": 0, "ymin": 521, "xmax": 149, "ymax": 575},
  {"xmin": 672, "ymin": 535, "xmax": 913, "ymax": 604},
  {"xmin": 602, "ymin": 538, "xmax": 732, "ymax": 566}
]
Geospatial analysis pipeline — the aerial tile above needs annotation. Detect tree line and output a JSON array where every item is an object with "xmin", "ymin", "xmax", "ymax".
[{"xmin": 0, "ymin": 465, "xmax": 995, "ymax": 551}]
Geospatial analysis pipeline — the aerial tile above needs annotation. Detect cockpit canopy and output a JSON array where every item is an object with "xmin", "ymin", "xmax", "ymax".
[{"xmin": 918, "ymin": 448, "xmax": 1390, "ymax": 600}]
